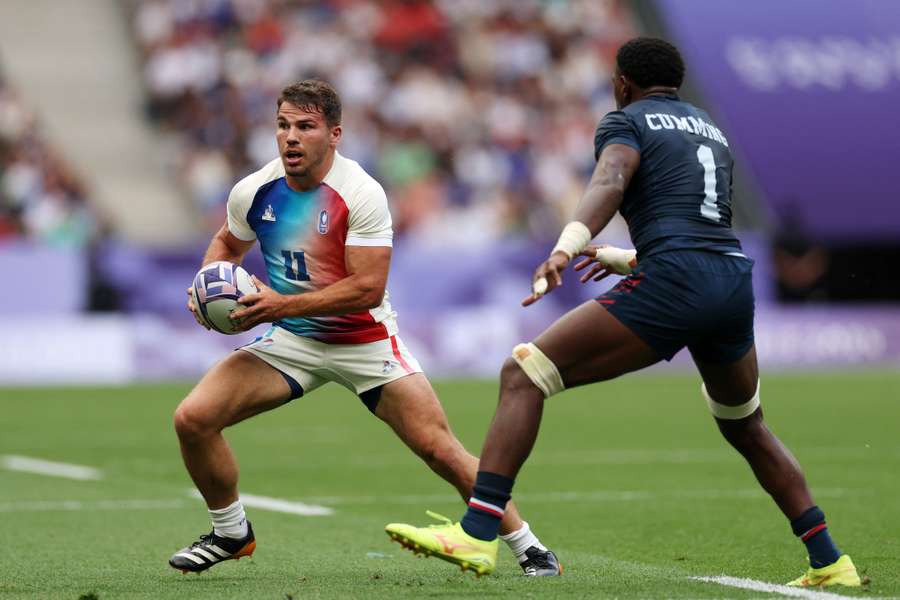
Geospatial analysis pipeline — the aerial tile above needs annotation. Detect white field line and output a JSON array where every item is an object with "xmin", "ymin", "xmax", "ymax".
[
  {"xmin": 567, "ymin": 550, "xmax": 887, "ymax": 600},
  {"xmin": 302, "ymin": 487, "xmax": 857, "ymax": 506},
  {"xmin": 0, "ymin": 486, "xmax": 859, "ymax": 517},
  {"xmin": 691, "ymin": 575, "xmax": 874, "ymax": 600},
  {"xmin": 0, "ymin": 499, "xmax": 185, "ymax": 512},
  {"xmin": 1, "ymin": 454, "xmax": 102, "ymax": 480},
  {"xmin": 319, "ymin": 446, "xmax": 897, "ymax": 471},
  {"xmin": 529, "ymin": 445, "xmax": 899, "ymax": 466},
  {"xmin": 189, "ymin": 490, "xmax": 333, "ymax": 516}
]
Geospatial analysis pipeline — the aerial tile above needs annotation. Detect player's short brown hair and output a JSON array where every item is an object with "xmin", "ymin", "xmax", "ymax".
[{"xmin": 277, "ymin": 80, "xmax": 342, "ymax": 126}]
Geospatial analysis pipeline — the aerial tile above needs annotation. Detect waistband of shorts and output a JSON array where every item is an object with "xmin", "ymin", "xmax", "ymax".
[{"xmin": 639, "ymin": 248, "xmax": 754, "ymax": 271}]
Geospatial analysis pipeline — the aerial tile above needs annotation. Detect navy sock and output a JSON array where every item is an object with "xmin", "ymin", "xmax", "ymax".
[
  {"xmin": 790, "ymin": 506, "xmax": 841, "ymax": 568},
  {"xmin": 460, "ymin": 471, "xmax": 514, "ymax": 541}
]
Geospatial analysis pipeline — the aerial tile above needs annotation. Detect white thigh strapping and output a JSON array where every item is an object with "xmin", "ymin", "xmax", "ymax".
[
  {"xmin": 702, "ymin": 379, "xmax": 760, "ymax": 419},
  {"xmin": 511, "ymin": 343, "xmax": 564, "ymax": 398}
]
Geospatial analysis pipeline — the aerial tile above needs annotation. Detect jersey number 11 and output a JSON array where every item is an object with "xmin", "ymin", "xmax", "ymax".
[{"xmin": 281, "ymin": 250, "xmax": 311, "ymax": 281}]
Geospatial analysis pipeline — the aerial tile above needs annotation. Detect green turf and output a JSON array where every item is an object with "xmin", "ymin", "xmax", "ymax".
[{"xmin": 1, "ymin": 373, "xmax": 898, "ymax": 599}]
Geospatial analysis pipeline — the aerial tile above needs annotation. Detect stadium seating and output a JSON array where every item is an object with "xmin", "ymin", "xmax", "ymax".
[
  {"xmin": 0, "ymin": 64, "xmax": 99, "ymax": 246},
  {"xmin": 128, "ymin": 0, "xmax": 637, "ymax": 240}
]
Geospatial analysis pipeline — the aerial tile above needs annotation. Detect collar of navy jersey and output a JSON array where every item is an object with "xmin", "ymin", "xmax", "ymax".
[{"xmin": 643, "ymin": 92, "xmax": 680, "ymax": 100}]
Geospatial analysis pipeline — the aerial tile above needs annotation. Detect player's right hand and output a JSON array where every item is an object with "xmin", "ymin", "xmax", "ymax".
[
  {"xmin": 523, "ymin": 251, "xmax": 570, "ymax": 307},
  {"xmin": 186, "ymin": 287, "xmax": 210, "ymax": 330}
]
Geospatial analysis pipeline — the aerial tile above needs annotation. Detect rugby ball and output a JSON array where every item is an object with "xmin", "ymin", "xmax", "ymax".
[{"xmin": 191, "ymin": 261, "xmax": 259, "ymax": 334}]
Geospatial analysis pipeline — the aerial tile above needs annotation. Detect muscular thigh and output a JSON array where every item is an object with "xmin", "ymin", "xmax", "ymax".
[
  {"xmin": 180, "ymin": 350, "xmax": 293, "ymax": 430},
  {"xmin": 534, "ymin": 301, "xmax": 660, "ymax": 388},
  {"xmin": 375, "ymin": 373, "xmax": 454, "ymax": 450}
]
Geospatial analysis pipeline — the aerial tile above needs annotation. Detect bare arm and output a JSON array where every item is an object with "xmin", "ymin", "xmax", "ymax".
[
  {"xmin": 523, "ymin": 143, "xmax": 640, "ymax": 306},
  {"xmin": 281, "ymin": 245, "xmax": 390, "ymax": 317},
  {"xmin": 202, "ymin": 223, "xmax": 255, "ymax": 266},
  {"xmin": 231, "ymin": 245, "xmax": 391, "ymax": 330},
  {"xmin": 573, "ymin": 143, "xmax": 641, "ymax": 237}
]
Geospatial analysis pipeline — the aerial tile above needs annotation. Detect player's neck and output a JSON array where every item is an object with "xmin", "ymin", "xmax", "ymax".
[
  {"xmin": 285, "ymin": 150, "xmax": 337, "ymax": 192},
  {"xmin": 635, "ymin": 86, "xmax": 678, "ymax": 101}
]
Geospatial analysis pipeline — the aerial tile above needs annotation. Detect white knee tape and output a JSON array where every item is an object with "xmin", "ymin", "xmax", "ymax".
[
  {"xmin": 512, "ymin": 343, "xmax": 565, "ymax": 398},
  {"xmin": 702, "ymin": 379, "xmax": 761, "ymax": 419}
]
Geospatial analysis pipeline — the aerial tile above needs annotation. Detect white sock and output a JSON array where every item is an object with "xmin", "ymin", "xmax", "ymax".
[
  {"xmin": 499, "ymin": 521, "xmax": 546, "ymax": 563},
  {"xmin": 209, "ymin": 499, "xmax": 249, "ymax": 539}
]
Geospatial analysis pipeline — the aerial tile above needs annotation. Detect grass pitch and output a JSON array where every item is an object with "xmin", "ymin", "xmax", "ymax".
[{"xmin": 1, "ymin": 372, "xmax": 898, "ymax": 599}]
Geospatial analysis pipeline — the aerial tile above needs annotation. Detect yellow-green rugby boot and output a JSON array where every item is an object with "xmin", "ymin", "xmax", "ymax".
[
  {"xmin": 787, "ymin": 555, "xmax": 862, "ymax": 587},
  {"xmin": 386, "ymin": 511, "xmax": 498, "ymax": 576}
]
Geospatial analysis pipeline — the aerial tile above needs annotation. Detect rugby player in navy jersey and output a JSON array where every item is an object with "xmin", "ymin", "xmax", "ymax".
[{"xmin": 386, "ymin": 37, "xmax": 861, "ymax": 587}]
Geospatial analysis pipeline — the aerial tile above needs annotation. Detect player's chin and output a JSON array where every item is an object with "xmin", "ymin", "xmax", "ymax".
[{"xmin": 283, "ymin": 163, "xmax": 307, "ymax": 177}]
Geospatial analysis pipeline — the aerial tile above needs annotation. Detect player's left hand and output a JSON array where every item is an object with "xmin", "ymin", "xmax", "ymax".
[
  {"xmin": 523, "ymin": 251, "xmax": 570, "ymax": 307},
  {"xmin": 573, "ymin": 244, "xmax": 637, "ymax": 282},
  {"xmin": 230, "ymin": 276, "xmax": 288, "ymax": 331}
]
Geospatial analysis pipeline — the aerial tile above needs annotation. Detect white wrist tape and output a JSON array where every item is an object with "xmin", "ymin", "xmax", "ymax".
[
  {"xmin": 594, "ymin": 246, "xmax": 638, "ymax": 275},
  {"xmin": 551, "ymin": 221, "xmax": 592, "ymax": 259}
]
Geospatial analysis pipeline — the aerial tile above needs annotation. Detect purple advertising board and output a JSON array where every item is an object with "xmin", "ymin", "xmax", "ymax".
[
  {"xmin": 655, "ymin": 0, "xmax": 900, "ymax": 241},
  {"xmin": 1, "ymin": 239, "xmax": 898, "ymax": 384}
]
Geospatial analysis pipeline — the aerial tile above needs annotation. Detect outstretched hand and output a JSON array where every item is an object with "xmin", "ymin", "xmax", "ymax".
[
  {"xmin": 230, "ymin": 276, "xmax": 288, "ymax": 331},
  {"xmin": 522, "ymin": 251, "xmax": 570, "ymax": 307}
]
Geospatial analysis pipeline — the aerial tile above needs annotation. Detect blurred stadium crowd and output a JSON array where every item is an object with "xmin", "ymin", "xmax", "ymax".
[
  {"xmin": 129, "ymin": 0, "xmax": 635, "ymax": 243},
  {"xmin": 0, "ymin": 68, "xmax": 99, "ymax": 246}
]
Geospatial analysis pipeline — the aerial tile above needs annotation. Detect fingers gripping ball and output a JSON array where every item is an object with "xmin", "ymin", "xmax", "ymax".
[{"xmin": 192, "ymin": 261, "xmax": 259, "ymax": 334}]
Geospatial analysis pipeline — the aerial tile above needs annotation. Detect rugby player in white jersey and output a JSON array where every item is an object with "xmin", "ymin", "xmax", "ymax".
[{"xmin": 168, "ymin": 80, "xmax": 560, "ymax": 577}]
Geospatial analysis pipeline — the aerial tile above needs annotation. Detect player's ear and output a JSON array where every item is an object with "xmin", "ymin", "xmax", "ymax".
[
  {"xmin": 330, "ymin": 124, "xmax": 342, "ymax": 146},
  {"xmin": 619, "ymin": 76, "xmax": 633, "ymax": 103}
]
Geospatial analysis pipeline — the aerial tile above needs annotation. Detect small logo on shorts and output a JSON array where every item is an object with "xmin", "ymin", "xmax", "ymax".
[
  {"xmin": 252, "ymin": 336, "xmax": 274, "ymax": 347},
  {"xmin": 317, "ymin": 209, "xmax": 329, "ymax": 234},
  {"xmin": 382, "ymin": 360, "xmax": 397, "ymax": 374}
]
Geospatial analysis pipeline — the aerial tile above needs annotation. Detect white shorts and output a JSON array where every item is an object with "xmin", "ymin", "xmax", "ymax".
[{"xmin": 239, "ymin": 325, "xmax": 422, "ymax": 410}]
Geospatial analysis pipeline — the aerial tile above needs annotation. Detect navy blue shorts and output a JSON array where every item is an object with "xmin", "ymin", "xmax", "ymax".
[{"xmin": 597, "ymin": 250, "xmax": 755, "ymax": 363}]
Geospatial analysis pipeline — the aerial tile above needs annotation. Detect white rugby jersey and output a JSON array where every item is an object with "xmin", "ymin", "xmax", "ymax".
[{"xmin": 226, "ymin": 151, "xmax": 398, "ymax": 344}]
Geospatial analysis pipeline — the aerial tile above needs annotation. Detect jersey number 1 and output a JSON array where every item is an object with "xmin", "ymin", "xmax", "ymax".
[
  {"xmin": 696, "ymin": 144, "xmax": 721, "ymax": 222},
  {"xmin": 281, "ymin": 250, "xmax": 310, "ymax": 281}
]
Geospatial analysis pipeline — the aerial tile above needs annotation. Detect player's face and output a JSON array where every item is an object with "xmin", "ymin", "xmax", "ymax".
[{"xmin": 276, "ymin": 102, "xmax": 340, "ymax": 179}]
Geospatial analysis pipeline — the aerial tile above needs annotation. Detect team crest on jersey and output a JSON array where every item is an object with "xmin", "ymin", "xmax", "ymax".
[
  {"xmin": 317, "ymin": 209, "xmax": 329, "ymax": 234},
  {"xmin": 262, "ymin": 204, "xmax": 276, "ymax": 222}
]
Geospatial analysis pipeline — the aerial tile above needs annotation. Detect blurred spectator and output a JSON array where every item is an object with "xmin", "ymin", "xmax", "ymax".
[
  {"xmin": 128, "ymin": 0, "xmax": 636, "ymax": 242},
  {"xmin": 773, "ymin": 215, "xmax": 830, "ymax": 302},
  {"xmin": 773, "ymin": 212, "xmax": 900, "ymax": 303},
  {"xmin": 0, "ymin": 65, "xmax": 99, "ymax": 247}
]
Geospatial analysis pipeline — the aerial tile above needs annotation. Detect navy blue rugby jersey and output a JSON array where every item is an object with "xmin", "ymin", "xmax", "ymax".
[{"xmin": 594, "ymin": 94, "xmax": 743, "ymax": 259}]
